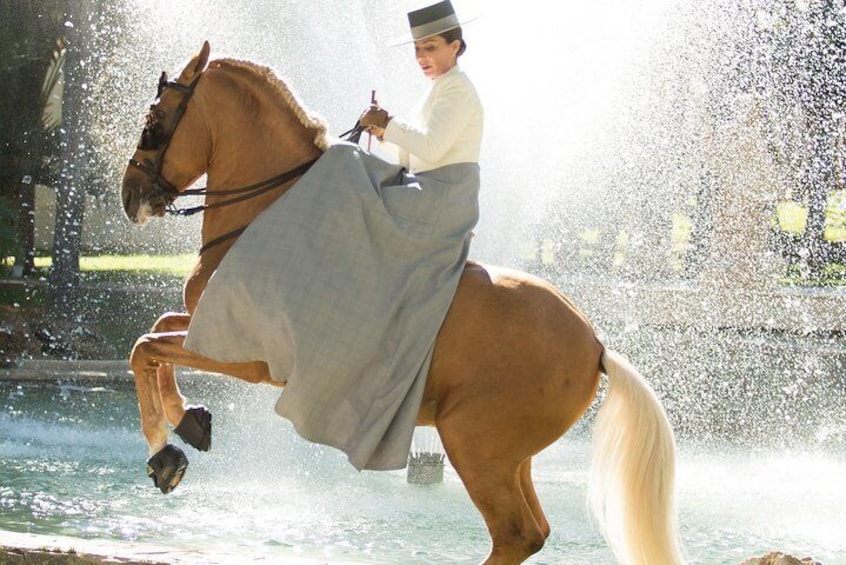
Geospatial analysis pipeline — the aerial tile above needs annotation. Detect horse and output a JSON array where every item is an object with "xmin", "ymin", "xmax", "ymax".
[{"xmin": 121, "ymin": 41, "xmax": 683, "ymax": 565}]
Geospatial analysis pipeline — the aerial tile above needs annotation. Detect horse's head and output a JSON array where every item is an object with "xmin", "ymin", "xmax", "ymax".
[
  {"xmin": 122, "ymin": 41, "xmax": 212, "ymax": 224},
  {"xmin": 123, "ymin": 42, "xmax": 330, "ymax": 227}
]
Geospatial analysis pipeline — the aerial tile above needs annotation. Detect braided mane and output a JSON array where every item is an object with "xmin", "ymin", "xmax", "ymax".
[{"xmin": 211, "ymin": 58, "xmax": 331, "ymax": 151}]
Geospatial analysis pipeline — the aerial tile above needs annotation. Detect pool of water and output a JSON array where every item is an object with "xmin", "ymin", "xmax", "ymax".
[{"xmin": 1, "ymin": 374, "xmax": 844, "ymax": 564}]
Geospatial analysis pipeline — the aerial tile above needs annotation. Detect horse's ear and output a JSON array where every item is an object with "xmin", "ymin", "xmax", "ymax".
[
  {"xmin": 195, "ymin": 41, "xmax": 211, "ymax": 73},
  {"xmin": 184, "ymin": 41, "xmax": 211, "ymax": 81}
]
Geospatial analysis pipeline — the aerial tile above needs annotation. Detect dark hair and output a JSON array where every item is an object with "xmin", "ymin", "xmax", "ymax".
[{"xmin": 439, "ymin": 26, "xmax": 466, "ymax": 57}]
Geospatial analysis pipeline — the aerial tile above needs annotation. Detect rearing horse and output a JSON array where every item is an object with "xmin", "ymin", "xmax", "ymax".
[{"xmin": 121, "ymin": 42, "xmax": 683, "ymax": 565}]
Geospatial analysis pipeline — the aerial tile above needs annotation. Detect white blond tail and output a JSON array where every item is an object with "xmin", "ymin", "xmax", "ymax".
[{"xmin": 588, "ymin": 349, "xmax": 684, "ymax": 565}]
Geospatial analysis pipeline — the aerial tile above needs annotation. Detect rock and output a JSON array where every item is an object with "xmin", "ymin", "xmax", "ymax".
[
  {"xmin": 738, "ymin": 551, "xmax": 822, "ymax": 565},
  {"xmin": 0, "ymin": 546, "xmax": 168, "ymax": 564},
  {"xmin": 0, "ymin": 305, "xmax": 119, "ymax": 366}
]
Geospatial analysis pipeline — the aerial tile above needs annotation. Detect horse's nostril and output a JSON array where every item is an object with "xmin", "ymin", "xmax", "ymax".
[{"xmin": 122, "ymin": 185, "xmax": 142, "ymax": 223}]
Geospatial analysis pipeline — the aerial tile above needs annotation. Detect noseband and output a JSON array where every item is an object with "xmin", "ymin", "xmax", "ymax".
[{"xmin": 128, "ymin": 70, "xmax": 317, "ymax": 254}]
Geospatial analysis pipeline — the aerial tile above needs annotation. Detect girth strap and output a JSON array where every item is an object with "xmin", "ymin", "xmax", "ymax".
[{"xmin": 198, "ymin": 225, "xmax": 248, "ymax": 255}]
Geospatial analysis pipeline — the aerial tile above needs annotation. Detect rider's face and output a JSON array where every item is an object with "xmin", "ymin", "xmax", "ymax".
[{"xmin": 414, "ymin": 35, "xmax": 460, "ymax": 79}]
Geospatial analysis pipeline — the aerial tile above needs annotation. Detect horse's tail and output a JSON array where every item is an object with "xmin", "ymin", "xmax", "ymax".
[{"xmin": 588, "ymin": 349, "xmax": 684, "ymax": 565}]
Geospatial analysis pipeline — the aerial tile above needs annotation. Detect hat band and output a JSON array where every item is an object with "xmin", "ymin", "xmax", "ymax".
[{"xmin": 410, "ymin": 14, "xmax": 460, "ymax": 40}]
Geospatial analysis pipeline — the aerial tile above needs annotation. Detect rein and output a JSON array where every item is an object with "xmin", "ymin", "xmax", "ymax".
[
  {"xmin": 192, "ymin": 158, "xmax": 318, "ymax": 254},
  {"xmin": 169, "ymin": 158, "xmax": 318, "ymax": 217}
]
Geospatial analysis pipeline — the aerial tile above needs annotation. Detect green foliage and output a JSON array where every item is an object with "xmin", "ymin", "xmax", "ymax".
[{"xmin": 0, "ymin": 252, "xmax": 187, "ymax": 355}]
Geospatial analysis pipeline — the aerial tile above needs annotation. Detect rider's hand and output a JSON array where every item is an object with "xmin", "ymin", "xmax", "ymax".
[{"xmin": 359, "ymin": 105, "xmax": 392, "ymax": 130}]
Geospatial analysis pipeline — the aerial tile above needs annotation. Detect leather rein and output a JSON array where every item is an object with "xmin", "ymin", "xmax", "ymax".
[{"xmin": 128, "ymin": 71, "xmax": 318, "ymax": 255}]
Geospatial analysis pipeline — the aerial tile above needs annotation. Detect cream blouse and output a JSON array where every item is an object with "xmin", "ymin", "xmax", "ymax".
[{"xmin": 382, "ymin": 64, "xmax": 483, "ymax": 173}]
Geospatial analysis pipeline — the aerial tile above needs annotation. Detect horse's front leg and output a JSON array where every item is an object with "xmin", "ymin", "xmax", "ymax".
[
  {"xmin": 157, "ymin": 358, "xmax": 214, "ymax": 452},
  {"xmin": 146, "ymin": 313, "xmax": 212, "ymax": 452},
  {"xmin": 130, "ymin": 327, "xmax": 272, "ymax": 494}
]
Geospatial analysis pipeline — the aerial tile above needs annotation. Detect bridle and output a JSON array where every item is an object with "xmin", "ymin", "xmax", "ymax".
[
  {"xmin": 128, "ymin": 71, "xmax": 203, "ymax": 210},
  {"xmin": 128, "ymin": 70, "xmax": 318, "ymax": 254}
]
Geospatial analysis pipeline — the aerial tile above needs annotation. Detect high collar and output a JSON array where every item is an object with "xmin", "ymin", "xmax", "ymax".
[{"xmin": 432, "ymin": 63, "xmax": 461, "ymax": 83}]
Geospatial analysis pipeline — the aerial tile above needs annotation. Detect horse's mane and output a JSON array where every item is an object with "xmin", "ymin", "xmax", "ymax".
[{"xmin": 211, "ymin": 58, "xmax": 331, "ymax": 151}]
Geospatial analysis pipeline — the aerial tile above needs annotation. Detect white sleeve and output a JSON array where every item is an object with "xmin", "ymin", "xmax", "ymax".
[{"xmin": 382, "ymin": 78, "xmax": 475, "ymax": 164}]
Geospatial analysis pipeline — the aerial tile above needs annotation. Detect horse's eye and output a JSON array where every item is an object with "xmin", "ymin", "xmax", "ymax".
[
  {"xmin": 155, "ymin": 109, "xmax": 166, "ymax": 120},
  {"xmin": 139, "ymin": 128, "xmax": 155, "ymax": 150},
  {"xmin": 138, "ymin": 114, "xmax": 165, "ymax": 150}
]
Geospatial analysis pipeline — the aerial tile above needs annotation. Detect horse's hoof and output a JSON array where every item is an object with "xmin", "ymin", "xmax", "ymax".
[
  {"xmin": 147, "ymin": 444, "xmax": 188, "ymax": 494},
  {"xmin": 174, "ymin": 405, "xmax": 212, "ymax": 451}
]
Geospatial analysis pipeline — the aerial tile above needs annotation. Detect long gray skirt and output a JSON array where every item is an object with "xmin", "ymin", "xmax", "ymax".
[{"xmin": 183, "ymin": 142, "xmax": 479, "ymax": 470}]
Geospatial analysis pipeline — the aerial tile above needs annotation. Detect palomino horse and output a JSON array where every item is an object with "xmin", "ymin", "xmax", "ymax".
[{"xmin": 121, "ymin": 42, "xmax": 683, "ymax": 565}]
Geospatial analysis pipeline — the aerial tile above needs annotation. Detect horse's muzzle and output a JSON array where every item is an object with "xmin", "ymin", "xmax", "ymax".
[{"xmin": 121, "ymin": 182, "xmax": 141, "ymax": 223}]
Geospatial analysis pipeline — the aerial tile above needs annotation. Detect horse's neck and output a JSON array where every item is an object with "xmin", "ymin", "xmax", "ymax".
[
  {"xmin": 201, "ymin": 128, "xmax": 322, "ymax": 239},
  {"xmin": 203, "ymin": 62, "xmax": 325, "ymax": 193},
  {"xmin": 188, "ymin": 67, "xmax": 323, "ymax": 302},
  {"xmin": 187, "ymin": 141, "xmax": 322, "ymax": 312},
  {"xmin": 205, "ymin": 112, "xmax": 320, "ymax": 198}
]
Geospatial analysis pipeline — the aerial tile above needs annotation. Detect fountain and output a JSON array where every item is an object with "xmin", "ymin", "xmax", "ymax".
[
  {"xmin": 1, "ymin": 0, "xmax": 845, "ymax": 563},
  {"xmin": 407, "ymin": 427, "xmax": 445, "ymax": 485}
]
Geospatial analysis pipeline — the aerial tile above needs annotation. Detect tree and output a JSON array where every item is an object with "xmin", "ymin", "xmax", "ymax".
[
  {"xmin": 45, "ymin": 0, "xmax": 137, "ymax": 317},
  {"xmin": 801, "ymin": 0, "xmax": 846, "ymax": 275},
  {"xmin": 679, "ymin": 0, "xmax": 846, "ymax": 280},
  {"xmin": 47, "ymin": 6, "xmax": 87, "ymax": 317},
  {"xmin": 1, "ymin": 0, "xmax": 136, "ymax": 315},
  {"xmin": 0, "ymin": 3, "xmax": 65, "ymax": 275}
]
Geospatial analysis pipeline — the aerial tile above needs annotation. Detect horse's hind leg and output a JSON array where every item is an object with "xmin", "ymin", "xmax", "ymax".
[
  {"xmin": 439, "ymin": 430, "xmax": 546, "ymax": 564},
  {"xmin": 519, "ymin": 458, "xmax": 550, "ymax": 539}
]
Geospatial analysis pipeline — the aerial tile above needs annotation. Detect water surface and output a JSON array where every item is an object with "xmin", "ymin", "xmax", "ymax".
[{"xmin": 1, "ymin": 375, "xmax": 844, "ymax": 564}]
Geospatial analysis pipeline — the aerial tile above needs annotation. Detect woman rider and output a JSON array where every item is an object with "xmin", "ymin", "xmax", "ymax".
[{"xmin": 360, "ymin": 0, "xmax": 483, "ymax": 183}]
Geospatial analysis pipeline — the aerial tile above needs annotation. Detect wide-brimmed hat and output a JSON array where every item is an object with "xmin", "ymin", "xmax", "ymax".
[{"xmin": 391, "ymin": 1, "xmax": 479, "ymax": 46}]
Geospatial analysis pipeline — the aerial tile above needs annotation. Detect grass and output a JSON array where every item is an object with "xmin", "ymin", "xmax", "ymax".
[
  {"xmin": 31, "ymin": 253, "xmax": 196, "ymax": 277},
  {"xmin": 9, "ymin": 253, "xmax": 197, "ymax": 288},
  {"xmin": 526, "ymin": 193, "xmax": 846, "ymax": 285},
  {"xmin": 777, "ymin": 190, "xmax": 846, "ymax": 241},
  {"xmin": 79, "ymin": 253, "xmax": 195, "ymax": 274}
]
